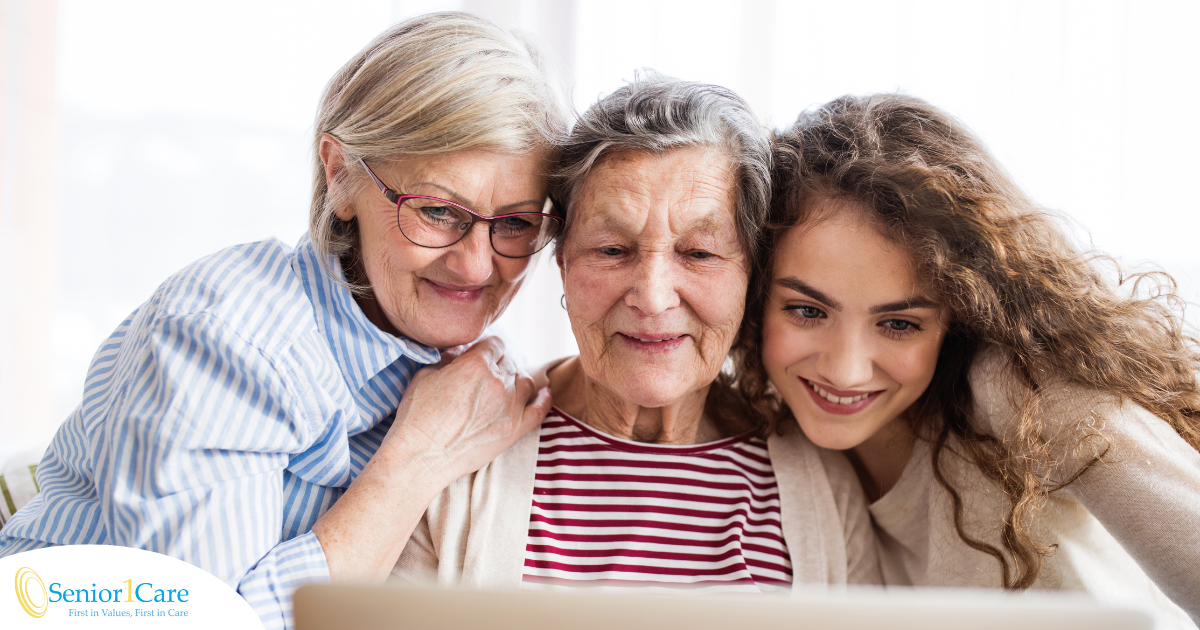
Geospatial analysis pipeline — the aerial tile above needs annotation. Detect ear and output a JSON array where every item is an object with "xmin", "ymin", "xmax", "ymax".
[
  {"xmin": 555, "ymin": 243, "xmax": 565, "ymax": 282},
  {"xmin": 318, "ymin": 134, "xmax": 356, "ymax": 221}
]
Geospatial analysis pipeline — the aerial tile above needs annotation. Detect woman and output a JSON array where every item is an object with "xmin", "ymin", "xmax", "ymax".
[
  {"xmin": 391, "ymin": 74, "xmax": 879, "ymax": 592},
  {"xmin": 741, "ymin": 94, "xmax": 1200, "ymax": 626},
  {"xmin": 0, "ymin": 12, "xmax": 565, "ymax": 629}
]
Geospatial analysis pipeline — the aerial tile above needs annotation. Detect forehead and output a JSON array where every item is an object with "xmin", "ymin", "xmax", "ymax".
[
  {"xmin": 572, "ymin": 147, "xmax": 738, "ymax": 236},
  {"xmin": 775, "ymin": 200, "xmax": 930, "ymax": 303}
]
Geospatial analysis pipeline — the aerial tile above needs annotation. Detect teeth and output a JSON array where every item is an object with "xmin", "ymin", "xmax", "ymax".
[
  {"xmin": 633, "ymin": 336, "xmax": 681, "ymax": 343},
  {"xmin": 807, "ymin": 380, "xmax": 871, "ymax": 405}
]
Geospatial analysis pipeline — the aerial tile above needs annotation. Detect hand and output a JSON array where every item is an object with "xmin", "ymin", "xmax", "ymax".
[
  {"xmin": 312, "ymin": 336, "xmax": 551, "ymax": 582},
  {"xmin": 381, "ymin": 336, "xmax": 552, "ymax": 487}
]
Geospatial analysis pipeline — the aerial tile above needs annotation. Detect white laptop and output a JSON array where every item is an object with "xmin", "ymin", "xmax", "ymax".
[{"xmin": 293, "ymin": 583, "xmax": 1152, "ymax": 630}]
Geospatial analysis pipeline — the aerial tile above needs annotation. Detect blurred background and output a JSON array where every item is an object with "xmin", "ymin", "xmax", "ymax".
[{"xmin": 3, "ymin": 0, "xmax": 1199, "ymax": 454}]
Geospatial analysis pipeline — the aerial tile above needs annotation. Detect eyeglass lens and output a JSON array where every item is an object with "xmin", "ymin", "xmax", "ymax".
[{"xmin": 397, "ymin": 197, "xmax": 558, "ymax": 257}]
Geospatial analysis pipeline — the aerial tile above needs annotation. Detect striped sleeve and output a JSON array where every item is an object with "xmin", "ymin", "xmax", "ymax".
[
  {"xmin": 237, "ymin": 531, "xmax": 330, "ymax": 629},
  {"xmin": 95, "ymin": 311, "xmax": 327, "ymax": 628}
]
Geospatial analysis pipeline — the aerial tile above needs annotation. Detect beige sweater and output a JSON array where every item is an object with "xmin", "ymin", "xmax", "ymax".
[
  {"xmin": 391, "ymin": 416, "xmax": 881, "ymax": 590},
  {"xmin": 866, "ymin": 349, "xmax": 1200, "ymax": 629}
]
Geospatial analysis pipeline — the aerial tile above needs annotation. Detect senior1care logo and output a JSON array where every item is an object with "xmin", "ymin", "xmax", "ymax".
[{"xmin": 1, "ymin": 545, "xmax": 262, "ymax": 629}]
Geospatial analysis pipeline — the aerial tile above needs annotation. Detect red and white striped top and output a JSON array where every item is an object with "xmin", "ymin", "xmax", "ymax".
[{"xmin": 522, "ymin": 407, "xmax": 792, "ymax": 593}]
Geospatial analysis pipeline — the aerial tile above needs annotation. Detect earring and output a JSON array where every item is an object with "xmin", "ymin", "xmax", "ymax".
[{"xmin": 560, "ymin": 294, "xmax": 567, "ymax": 310}]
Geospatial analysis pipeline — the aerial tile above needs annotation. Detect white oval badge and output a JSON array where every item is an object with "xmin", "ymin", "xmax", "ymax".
[{"xmin": 0, "ymin": 545, "xmax": 263, "ymax": 628}]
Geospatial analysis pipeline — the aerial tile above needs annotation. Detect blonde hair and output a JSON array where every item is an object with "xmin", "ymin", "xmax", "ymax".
[
  {"xmin": 740, "ymin": 93, "xmax": 1200, "ymax": 588},
  {"xmin": 309, "ymin": 11, "xmax": 568, "ymax": 282}
]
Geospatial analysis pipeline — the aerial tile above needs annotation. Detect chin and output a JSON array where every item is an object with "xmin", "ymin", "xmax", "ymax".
[
  {"xmin": 793, "ymin": 415, "xmax": 872, "ymax": 451},
  {"xmin": 609, "ymin": 373, "xmax": 698, "ymax": 409},
  {"xmin": 406, "ymin": 320, "xmax": 488, "ymax": 350}
]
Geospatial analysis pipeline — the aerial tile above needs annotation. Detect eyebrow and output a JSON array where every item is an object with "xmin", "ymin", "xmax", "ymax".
[
  {"xmin": 869, "ymin": 297, "xmax": 940, "ymax": 314},
  {"xmin": 774, "ymin": 276, "xmax": 939, "ymax": 314},
  {"xmin": 775, "ymin": 277, "xmax": 842, "ymax": 310},
  {"xmin": 411, "ymin": 181, "xmax": 544, "ymax": 214}
]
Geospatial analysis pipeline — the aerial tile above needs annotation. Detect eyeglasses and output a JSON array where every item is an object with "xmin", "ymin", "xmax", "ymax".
[{"xmin": 359, "ymin": 158, "xmax": 562, "ymax": 259}]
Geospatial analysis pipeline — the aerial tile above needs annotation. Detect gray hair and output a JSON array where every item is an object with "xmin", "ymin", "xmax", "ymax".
[
  {"xmin": 551, "ymin": 71, "xmax": 771, "ymax": 261},
  {"xmin": 310, "ymin": 12, "xmax": 568, "ymax": 283}
]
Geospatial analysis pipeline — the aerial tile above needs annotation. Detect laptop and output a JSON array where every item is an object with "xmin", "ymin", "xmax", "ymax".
[{"xmin": 293, "ymin": 583, "xmax": 1152, "ymax": 630}]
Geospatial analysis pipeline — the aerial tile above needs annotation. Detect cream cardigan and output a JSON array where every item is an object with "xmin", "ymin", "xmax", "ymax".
[
  {"xmin": 391, "ymin": 412, "xmax": 881, "ymax": 590},
  {"xmin": 865, "ymin": 349, "xmax": 1200, "ymax": 629}
]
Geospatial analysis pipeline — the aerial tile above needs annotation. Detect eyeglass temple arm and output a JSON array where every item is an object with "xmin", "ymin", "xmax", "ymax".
[{"xmin": 358, "ymin": 158, "xmax": 401, "ymax": 204}]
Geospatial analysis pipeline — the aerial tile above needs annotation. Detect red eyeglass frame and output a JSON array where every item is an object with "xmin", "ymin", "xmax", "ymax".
[{"xmin": 358, "ymin": 158, "xmax": 562, "ymax": 258}]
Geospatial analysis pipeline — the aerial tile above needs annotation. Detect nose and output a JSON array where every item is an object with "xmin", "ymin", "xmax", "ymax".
[
  {"xmin": 815, "ymin": 327, "xmax": 875, "ymax": 391},
  {"xmin": 624, "ymin": 251, "xmax": 679, "ymax": 316},
  {"xmin": 441, "ymin": 221, "xmax": 495, "ymax": 285}
]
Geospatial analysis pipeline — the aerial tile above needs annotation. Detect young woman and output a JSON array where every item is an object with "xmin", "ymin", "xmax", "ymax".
[{"xmin": 738, "ymin": 94, "xmax": 1200, "ymax": 628}]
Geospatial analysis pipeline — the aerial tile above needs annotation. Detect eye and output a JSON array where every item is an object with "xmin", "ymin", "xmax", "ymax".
[
  {"xmin": 600, "ymin": 246, "xmax": 623, "ymax": 256},
  {"xmin": 689, "ymin": 250, "xmax": 713, "ymax": 260},
  {"xmin": 880, "ymin": 319, "xmax": 922, "ymax": 339},
  {"xmin": 782, "ymin": 304, "xmax": 825, "ymax": 326},
  {"xmin": 407, "ymin": 201, "xmax": 460, "ymax": 226},
  {"xmin": 494, "ymin": 215, "xmax": 533, "ymax": 236}
]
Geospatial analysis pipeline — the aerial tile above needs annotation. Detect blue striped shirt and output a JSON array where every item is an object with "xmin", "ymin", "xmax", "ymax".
[{"xmin": 0, "ymin": 236, "xmax": 440, "ymax": 629}]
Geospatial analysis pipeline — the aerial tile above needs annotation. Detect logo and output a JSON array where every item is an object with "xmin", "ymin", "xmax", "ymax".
[
  {"xmin": 1, "ymin": 546, "xmax": 262, "ymax": 627},
  {"xmin": 14, "ymin": 567, "xmax": 48, "ymax": 618}
]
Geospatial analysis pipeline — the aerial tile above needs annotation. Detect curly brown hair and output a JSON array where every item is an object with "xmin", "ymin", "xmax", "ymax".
[{"xmin": 737, "ymin": 93, "xmax": 1200, "ymax": 588}]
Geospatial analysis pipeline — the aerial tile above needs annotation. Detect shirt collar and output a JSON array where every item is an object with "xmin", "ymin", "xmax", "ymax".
[{"xmin": 293, "ymin": 235, "xmax": 440, "ymax": 392}]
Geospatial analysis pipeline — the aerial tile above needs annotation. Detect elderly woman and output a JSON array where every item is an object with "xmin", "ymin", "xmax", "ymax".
[
  {"xmin": 0, "ymin": 12, "xmax": 565, "ymax": 629},
  {"xmin": 392, "ymin": 74, "xmax": 878, "ymax": 591}
]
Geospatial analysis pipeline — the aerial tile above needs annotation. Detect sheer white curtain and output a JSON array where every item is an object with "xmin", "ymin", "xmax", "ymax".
[
  {"xmin": 1, "ymin": 0, "xmax": 58, "ymax": 454},
  {"xmin": 3, "ymin": 0, "xmax": 1198, "ymax": 453}
]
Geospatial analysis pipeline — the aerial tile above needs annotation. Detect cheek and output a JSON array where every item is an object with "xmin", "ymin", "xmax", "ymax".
[
  {"xmin": 564, "ymin": 264, "xmax": 625, "ymax": 322},
  {"xmin": 495, "ymin": 256, "xmax": 532, "ymax": 285},
  {"xmin": 682, "ymin": 267, "xmax": 747, "ymax": 330},
  {"xmin": 884, "ymin": 337, "xmax": 944, "ymax": 391},
  {"xmin": 761, "ymin": 312, "xmax": 807, "ymax": 376},
  {"xmin": 354, "ymin": 204, "xmax": 401, "ymax": 269},
  {"xmin": 358, "ymin": 232, "xmax": 446, "ymax": 311},
  {"xmin": 367, "ymin": 239, "xmax": 432, "ymax": 282}
]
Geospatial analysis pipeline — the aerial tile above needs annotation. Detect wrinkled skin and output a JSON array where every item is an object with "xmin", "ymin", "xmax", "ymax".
[
  {"xmin": 311, "ymin": 137, "xmax": 553, "ymax": 581},
  {"xmin": 552, "ymin": 147, "xmax": 749, "ymax": 445},
  {"xmin": 329, "ymin": 142, "xmax": 549, "ymax": 349}
]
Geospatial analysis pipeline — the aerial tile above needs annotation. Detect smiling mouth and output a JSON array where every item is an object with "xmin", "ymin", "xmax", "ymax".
[
  {"xmin": 626, "ymin": 335, "xmax": 685, "ymax": 343},
  {"xmin": 422, "ymin": 278, "xmax": 487, "ymax": 302},
  {"xmin": 616, "ymin": 333, "xmax": 689, "ymax": 352},
  {"xmin": 806, "ymin": 379, "xmax": 880, "ymax": 405},
  {"xmin": 424, "ymin": 278, "xmax": 486, "ymax": 292}
]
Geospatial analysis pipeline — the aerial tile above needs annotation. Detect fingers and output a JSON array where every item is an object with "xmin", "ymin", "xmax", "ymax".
[
  {"xmin": 519, "ymin": 387, "xmax": 553, "ymax": 434},
  {"xmin": 442, "ymin": 337, "xmax": 508, "ymax": 380},
  {"xmin": 462, "ymin": 338, "xmax": 524, "ymax": 391},
  {"xmin": 460, "ymin": 336, "xmax": 506, "ymax": 366},
  {"xmin": 436, "ymin": 344, "xmax": 469, "ymax": 366},
  {"xmin": 512, "ymin": 368, "xmax": 536, "ymax": 405},
  {"xmin": 494, "ymin": 345, "xmax": 515, "ymax": 372},
  {"xmin": 403, "ymin": 364, "xmax": 438, "ymax": 392}
]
